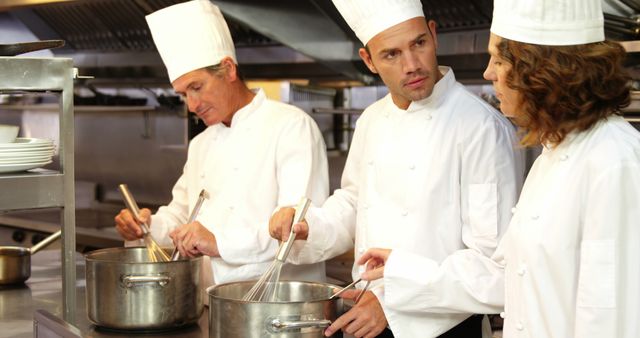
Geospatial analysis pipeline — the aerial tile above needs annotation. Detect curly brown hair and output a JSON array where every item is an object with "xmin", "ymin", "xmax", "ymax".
[{"xmin": 497, "ymin": 39, "xmax": 631, "ymax": 146}]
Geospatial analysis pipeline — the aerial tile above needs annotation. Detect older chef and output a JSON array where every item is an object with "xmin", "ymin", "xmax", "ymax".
[
  {"xmin": 268, "ymin": 0, "xmax": 524, "ymax": 337},
  {"xmin": 358, "ymin": 0, "xmax": 640, "ymax": 337},
  {"xmin": 114, "ymin": 0, "xmax": 329, "ymax": 295}
]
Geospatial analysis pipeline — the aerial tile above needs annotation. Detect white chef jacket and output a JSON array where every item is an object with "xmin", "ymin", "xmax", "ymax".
[
  {"xmin": 130, "ymin": 89, "xmax": 329, "ymax": 287},
  {"xmin": 287, "ymin": 67, "xmax": 524, "ymax": 337},
  {"xmin": 382, "ymin": 115, "xmax": 640, "ymax": 338}
]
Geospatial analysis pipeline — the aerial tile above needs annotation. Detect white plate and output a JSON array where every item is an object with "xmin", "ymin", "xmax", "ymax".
[
  {"xmin": 0, "ymin": 160, "xmax": 53, "ymax": 173},
  {"xmin": 0, "ymin": 137, "xmax": 54, "ymax": 149},
  {"xmin": 0, "ymin": 149, "xmax": 55, "ymax": 158},
  {"xmin": 0, "ymin": 156, "xmax": 52, "ymax": 164},
  {"xmin": 0, "ymin": 145, "xmax": 55, "ymax": 154}
]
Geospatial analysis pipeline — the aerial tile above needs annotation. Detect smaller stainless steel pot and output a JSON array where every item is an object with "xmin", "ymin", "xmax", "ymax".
[
  {"xmin": 208, "ymin": 280, "xmax": 342, "ymax": 338},
  {"xmin": 0, "ymin": 230, "xmax": 62, "ymax": 285}
]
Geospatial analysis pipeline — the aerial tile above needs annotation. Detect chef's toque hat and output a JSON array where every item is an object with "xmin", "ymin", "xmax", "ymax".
[
  {"xmin": 146, "ymin": 0, "xmax": 237, "ymax": 83},
  {"xmin": 332, "ymin": 0, "xmax": 424, "ymax": 46},
  {"xmin": 491, "ymin": 0, "xmax": 604, "ymax": 46}
]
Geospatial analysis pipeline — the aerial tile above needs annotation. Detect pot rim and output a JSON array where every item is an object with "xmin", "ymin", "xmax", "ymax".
[
  {"xmin": 84, "ymin": 246, "xmax": 202, "ymax": 264},
  {"xmin": 207, "ymin": 280, "xmax": 340, "ymax": 304},
  {"xmin": 0, "ymin": 247, "xmax": 30, "ymax": 257}
]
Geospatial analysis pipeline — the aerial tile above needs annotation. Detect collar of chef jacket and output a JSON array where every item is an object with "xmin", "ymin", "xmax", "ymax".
[
  {"xmin": 540, "ymin": 117, "xmax": 607, "ymax": 160},
  {"xmin": 214, "ymin": 88, "xmax": 265, "ymax": 130},
  {"xmin": 402, "ymin": 65, "xmax": 455, "ymax": 114}
]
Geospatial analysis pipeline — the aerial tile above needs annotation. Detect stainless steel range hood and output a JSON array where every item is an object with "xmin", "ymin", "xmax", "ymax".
[
  {"xmin": 4, "ymin": 0, "xmax": 637, "ymax": 84},
  {"xmin": 0, "ymin": 0, "xmax": 499, "ymax": 84},
  {"xmin": 0, "ymin": 0, "xmax": 76, "ymax": 11}
]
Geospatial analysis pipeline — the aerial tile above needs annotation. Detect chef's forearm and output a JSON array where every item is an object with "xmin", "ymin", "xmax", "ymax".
[{"xmin": 383, "ymin": 249, "xmax": 505, "ymax": 314}]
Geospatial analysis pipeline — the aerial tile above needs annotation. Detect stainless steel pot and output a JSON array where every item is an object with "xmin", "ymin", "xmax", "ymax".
[
  {"xmin": 208, "ymin": 280, "xmax": 342, "ymax": 338},
  {"xmin": 0, "ymin": 230, "xmax": 62, "ymax": 285},
  {"xmin": 85, "ymin": 247, "xmax": 203, "ymax": 330}
]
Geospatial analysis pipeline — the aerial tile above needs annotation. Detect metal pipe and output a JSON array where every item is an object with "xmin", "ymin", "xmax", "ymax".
[
  {"xmin": 605, "ymin": 18, "xmax": 630, "ymax": 29},
  {"xmin": 605, "ymin": 22, "xmax": 640, "ymax": 37},
  {"xmin": 620, "ymin": 0, "xmax": 640, "ymax": 13},
  {"xmin": 604, "ymin": 13, "xmax": 640, "ymax": 26}
]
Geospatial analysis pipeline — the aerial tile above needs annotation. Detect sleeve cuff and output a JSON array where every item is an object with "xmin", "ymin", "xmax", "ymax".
[
  {"xmin": 287, "ymin": 206, "xmax": 326, "ymax": 264},
  {"xmin": 384, "ymin": 250, "xmax": 439, "ymax": 309}
]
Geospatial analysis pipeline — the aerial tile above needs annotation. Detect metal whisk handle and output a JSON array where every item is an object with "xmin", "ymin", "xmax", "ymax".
[
  {"xmin": 118, "ymin": 184, "xmax": 150, "ymax": 235},
  {"xmin": 276, "ymin": 197, "xmax": 311, "ymax": 262},
  {"xmin": 170, "ymin": 189, "xmax": 209, "ymax": 261}
]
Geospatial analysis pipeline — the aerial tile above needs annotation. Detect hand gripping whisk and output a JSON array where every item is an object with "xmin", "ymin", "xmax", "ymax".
[
  {"xmin": 119, "ymin": 184, "xmax": 170, "ymax": 262},
  {"xmin": 242, "ymin": 197, "xmax": 311, "ymax": 302}
]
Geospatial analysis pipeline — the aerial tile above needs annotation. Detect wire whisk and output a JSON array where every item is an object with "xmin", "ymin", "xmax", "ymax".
[
  {"xmin": 170, "ymin": 189, "xmax": 209, "ymax": 261},
  {"xmin": 242, "ymin": 197, "xmax": 311, "ymax": 302},
  {"xmin": 119, "ymin": 184, "xmax": 170, "ymax": 263}
]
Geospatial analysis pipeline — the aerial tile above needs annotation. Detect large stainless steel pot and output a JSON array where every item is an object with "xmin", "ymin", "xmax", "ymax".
[
  {"xmin": 85, "ymin": 247, "xmax": 203, "ymax": 330},
  {"xmin": 0, "ymin": 230, "xmax": 62, "ymax": 285},
  {"xmin": 208, "ymin": 280, "xmax": 342, "ymax": 338}
]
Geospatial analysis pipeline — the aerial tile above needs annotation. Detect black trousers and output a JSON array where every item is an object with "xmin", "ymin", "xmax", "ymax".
[{"xmin": 375, "ymin": 314, "xmax": 484, "ymax": 338}]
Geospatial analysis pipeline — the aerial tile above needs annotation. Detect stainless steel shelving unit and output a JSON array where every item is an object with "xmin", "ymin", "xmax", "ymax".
[{"xmin": 0, "ymin": 56, "xmax": 76, "ymax": 323}]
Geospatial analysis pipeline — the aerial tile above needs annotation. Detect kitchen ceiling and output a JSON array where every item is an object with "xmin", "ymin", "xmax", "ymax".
[{"xmin": 2, "ymin": 0, "xmax": 638, "ymax": 84}]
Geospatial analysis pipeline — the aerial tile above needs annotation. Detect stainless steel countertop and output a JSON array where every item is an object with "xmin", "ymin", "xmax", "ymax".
[{"xmin": 0, "ymin": 249, "xmax": 208, "ymax": 338}]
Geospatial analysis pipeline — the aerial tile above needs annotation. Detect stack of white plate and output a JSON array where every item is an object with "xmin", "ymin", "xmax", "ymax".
[{"xmin": 0, "ymin": 138, "xmax": 55, "ymax": 174}]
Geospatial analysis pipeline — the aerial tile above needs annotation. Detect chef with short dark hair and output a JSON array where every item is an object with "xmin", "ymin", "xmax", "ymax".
[{"xmin": 269, "ymin": 0, "xmax": 524, "ymax": 336}]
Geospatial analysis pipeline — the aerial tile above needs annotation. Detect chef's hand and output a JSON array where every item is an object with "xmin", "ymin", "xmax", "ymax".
[
  {"xmin": 324, "ymin": 290, "xmax": 388, "ymax": 338},
  {"xmin": 357, "ymin": 248, "xmax": 392, "ymax": 281},
  {"xmin": 169, "ymin": 221, "xmax": 220, "ymax": 258},
  {"xmin": 114, "ymin": 208, "xmax": 152, "ymax": 241},
  {"xmin": 269, "ymin": 207, "xmax": 309, "ymax": 241}
]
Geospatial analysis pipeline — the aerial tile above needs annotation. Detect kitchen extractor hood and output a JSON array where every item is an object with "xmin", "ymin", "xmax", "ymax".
[
  {"xmin": 1, "ymin": 0, "xmax": 637, "ymax": 84},
  {"xmin": 0, "ymin": 0, "xmax": 496, "ymax": 84}
]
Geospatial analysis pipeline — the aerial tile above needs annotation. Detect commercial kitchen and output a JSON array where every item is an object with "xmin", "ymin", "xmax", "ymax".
[{"xmin": 1, "ymin": 0, "xmax": 639, "ymax": 337}]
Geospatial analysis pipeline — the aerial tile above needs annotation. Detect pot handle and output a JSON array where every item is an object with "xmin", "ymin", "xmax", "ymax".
[
  {"xmin": 270, "ymin": 318, "xmax": 332, "ymax": 332},
  {"xmin": 29, "ymin": 230, "xmax": 62, "ymax": 254},
  {"xmin": 122, "ymin": 275, "xmax": 171, "ymax": 288}
]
